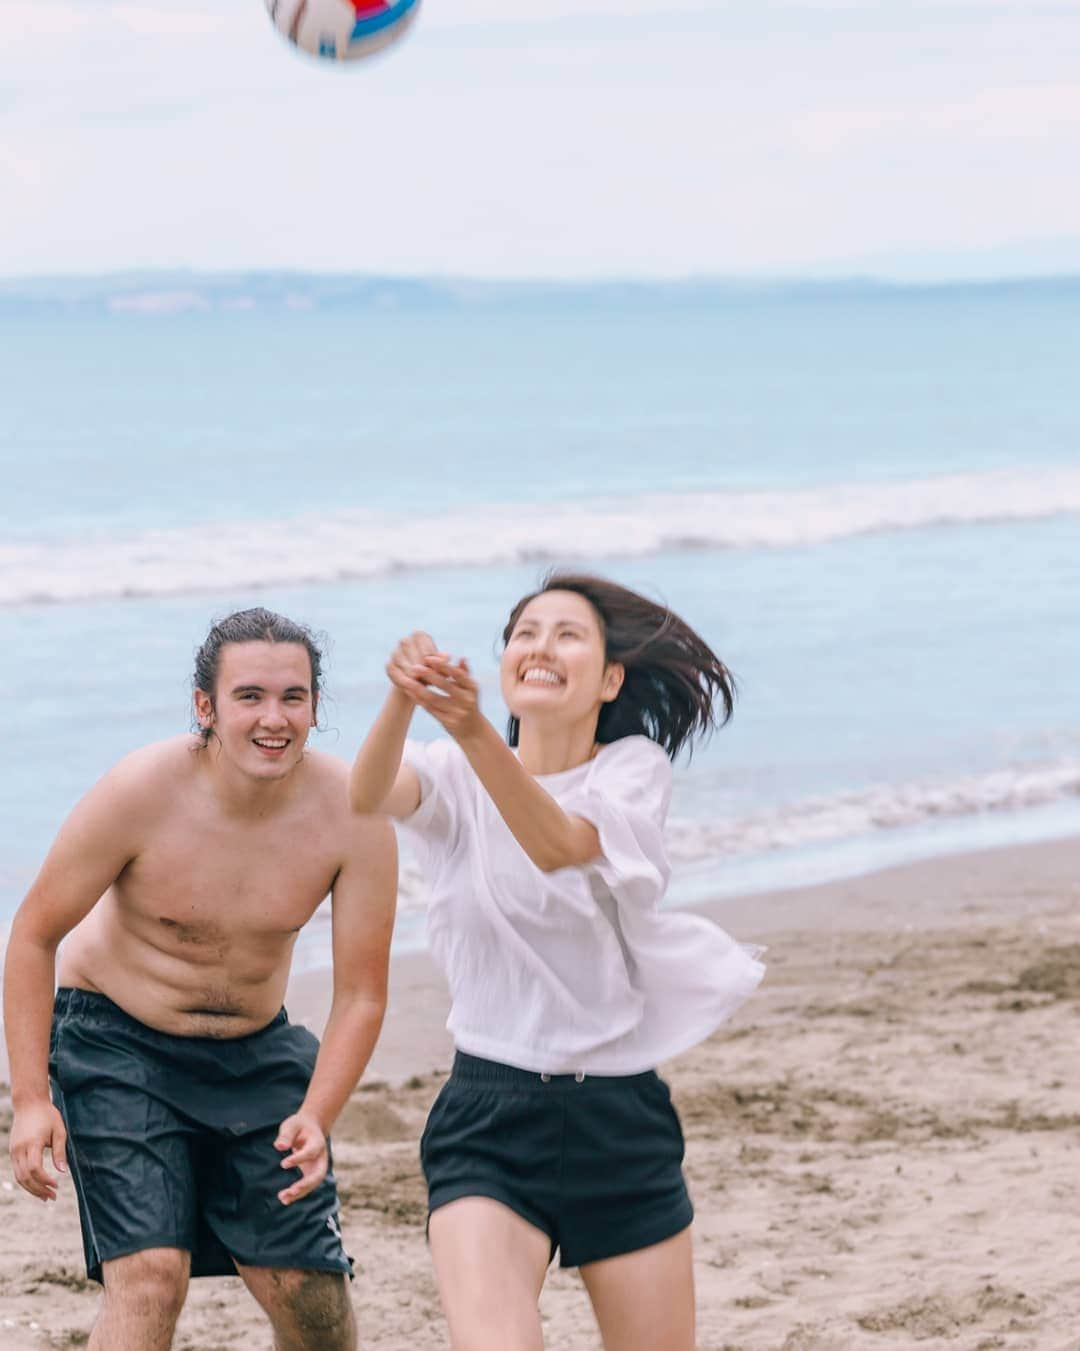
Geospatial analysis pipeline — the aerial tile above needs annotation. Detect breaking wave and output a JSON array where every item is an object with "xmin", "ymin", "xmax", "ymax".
[
  {"xmin": 4, "ymin": 467, "xmax": 1078, "ymax": 607},
  {"xmin": 664, "ymin": 761, "xmax": 1080, "ymax": 866}
]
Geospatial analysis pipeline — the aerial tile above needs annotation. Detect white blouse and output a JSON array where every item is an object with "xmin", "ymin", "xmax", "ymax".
[{"xmin": 400, "ymin": 734, "xmax": 764, "ymax": 1075}]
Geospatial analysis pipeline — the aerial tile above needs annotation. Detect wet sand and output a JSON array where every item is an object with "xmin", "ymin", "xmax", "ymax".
[{"xmin": 2, "ymin": 835, "xmax": 1079, "ymax": 1349}]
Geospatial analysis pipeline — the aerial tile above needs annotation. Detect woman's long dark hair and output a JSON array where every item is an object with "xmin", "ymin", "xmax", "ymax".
[{"xmin": 502, "ymin": 572, "xmax": 735, "ymax": 761}]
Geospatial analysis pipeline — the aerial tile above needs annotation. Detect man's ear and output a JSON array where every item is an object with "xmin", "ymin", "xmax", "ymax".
[
  {"xmin": 193, "ymin": 687, "xmax": 214, "ymax": 731},
  {"xmin": 601, "ymin": 663, "xmax": 625, "ymax": 703}
]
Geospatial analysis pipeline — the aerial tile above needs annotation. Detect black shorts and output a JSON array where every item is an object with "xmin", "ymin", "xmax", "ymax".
[
  {"xmin": 49, "ymin": 987, "xmax": 352, "ymax": 1285},
  {"xmin": 420, "ymin": 1052, "xmax": 693, "ymax": 1268}
]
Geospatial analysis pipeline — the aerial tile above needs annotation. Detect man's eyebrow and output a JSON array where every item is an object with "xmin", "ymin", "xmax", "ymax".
[{"xmin": 229, "ymin": 683, "xmax": 311, "ymax": 695}]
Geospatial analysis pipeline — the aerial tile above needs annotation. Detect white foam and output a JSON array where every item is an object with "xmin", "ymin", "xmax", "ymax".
[
  {"xmin": 3, "ymin": 467, "xmax": 1079, "ymax": 606},
  {"xmin": 374, "ymin": 761, "xmax": 1080, "ymax": 917},
  {"xmin": 665, "ymin": 761, "xmax": 1080, "ymax": 865}
]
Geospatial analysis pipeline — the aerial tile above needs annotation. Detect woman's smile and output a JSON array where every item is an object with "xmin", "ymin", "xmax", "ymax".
[{"xmin": 520, "ymin": 667, "xmax": 565, "ymax": 687}]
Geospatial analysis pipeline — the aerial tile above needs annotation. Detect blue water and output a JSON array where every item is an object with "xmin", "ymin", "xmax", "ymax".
[
  {"xmin": 5, "ymin": 290, "xmax": 1079, "ymax": 536},
  {"xmin": 2, "ymin": 282, "xmax": 1078, "ymax": 946}
]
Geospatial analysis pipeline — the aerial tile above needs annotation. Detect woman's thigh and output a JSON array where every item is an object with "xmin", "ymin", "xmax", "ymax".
[
  {"xmin": 429, "ymin": 1196, "xmax": 553, "ymax": 1351},
  {"xmin": 579, "ymin": 1225, "xmax": 695, "ymax": 1351}
]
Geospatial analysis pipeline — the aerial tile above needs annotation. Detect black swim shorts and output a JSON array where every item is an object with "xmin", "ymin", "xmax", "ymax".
[
  {"xmin": 420, "ymin": 1051, "xmax": 693, "ymax": 1268},
  {"xmin": 49, "ymin": 987, "xmax": 352, "ymax": 1284}
]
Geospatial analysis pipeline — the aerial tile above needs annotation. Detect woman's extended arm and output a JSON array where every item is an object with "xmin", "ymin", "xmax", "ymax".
[
  {"xmin": 349, "ymin": 631, "xmax": 447, "ymax": 818},
  {"xmin": 348, "ymin": 687, "xmax": 422, "ymax": 818}
]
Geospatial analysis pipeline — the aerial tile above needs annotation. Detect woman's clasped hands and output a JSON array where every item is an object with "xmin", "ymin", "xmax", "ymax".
[{"xmin": 387, "ymin": 631, "xmax": 482, "ymax": 739}]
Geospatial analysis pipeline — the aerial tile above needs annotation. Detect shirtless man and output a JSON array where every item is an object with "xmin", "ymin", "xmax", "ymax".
[{"xmin": 3, "ymin": 608, "xmax": 397, "ymax": 1351}]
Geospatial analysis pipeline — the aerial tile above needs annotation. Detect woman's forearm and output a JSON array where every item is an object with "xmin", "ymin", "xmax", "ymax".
[
  {"xmin": 349, "ymin": 688, "xmax": 415, "ymax": 812},
  {"xmin": 456, "ymin": 719, "xmax": 600, "ymax": 872}
]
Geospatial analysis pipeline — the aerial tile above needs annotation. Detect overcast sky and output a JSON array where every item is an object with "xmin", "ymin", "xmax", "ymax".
[{"xmin": 3, "ymin": 0, "xmax": 1080, "ymax": 279}]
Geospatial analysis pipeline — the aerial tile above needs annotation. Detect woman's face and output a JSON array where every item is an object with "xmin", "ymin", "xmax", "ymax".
[{"xmin": 500, "ymin": 590, "xmax": 623, "ymax": 729}]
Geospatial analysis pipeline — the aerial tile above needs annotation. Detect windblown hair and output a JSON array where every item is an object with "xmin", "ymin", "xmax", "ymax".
[
  {"xmin": 192, "ymin": 607, "xmax": 324, "ymax": 745},
  {"xmin": 502, "ymin": 572, "xmax": 735, "ymax": 761}
]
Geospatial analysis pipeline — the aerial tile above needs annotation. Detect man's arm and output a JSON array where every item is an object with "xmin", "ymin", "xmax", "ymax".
[
  {"xmin": 273, "ymin": 812, "xmax": 398, "ymax": 1205},
  {"xmin": 4, "ymin": 756, "xmax": 150, "ymax": 1200}
]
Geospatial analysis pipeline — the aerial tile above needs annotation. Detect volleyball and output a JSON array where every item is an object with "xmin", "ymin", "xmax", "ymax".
[{"xmin": 265, "ymin": 0, "xmax": 422, "ymax": 62}]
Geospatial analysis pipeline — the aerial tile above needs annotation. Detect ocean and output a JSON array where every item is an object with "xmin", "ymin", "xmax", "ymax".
[{"xmin": 2, "ymin": 277, "xmax": 1078, "ymax": 960}]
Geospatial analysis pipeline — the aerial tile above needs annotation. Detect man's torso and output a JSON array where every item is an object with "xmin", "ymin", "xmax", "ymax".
[{"xmin": 58, "ymin": 737, "xmax": 350, "ymax": 1038}]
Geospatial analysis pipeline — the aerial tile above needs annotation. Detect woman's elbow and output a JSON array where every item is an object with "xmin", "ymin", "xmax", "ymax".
[{"xmin": 534, "ymin": 842, "xmax": 601, "ymax": 873}]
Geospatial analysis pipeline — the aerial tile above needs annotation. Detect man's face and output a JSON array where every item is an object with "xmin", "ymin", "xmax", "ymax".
[{"xmin": 195, "ymin": 641, "xmax": 316, "ymax": 780}]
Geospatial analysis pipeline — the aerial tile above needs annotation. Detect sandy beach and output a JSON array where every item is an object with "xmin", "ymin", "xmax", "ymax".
[{"xmin": 2, "ymin": 834, "xmax": 1079, "ymax": 1350}]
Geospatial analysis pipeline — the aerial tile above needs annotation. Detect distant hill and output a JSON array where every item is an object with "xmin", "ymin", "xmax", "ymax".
[{"xmin": 1, "ymin": 270, "xmax": 1078, "ymax": 317}]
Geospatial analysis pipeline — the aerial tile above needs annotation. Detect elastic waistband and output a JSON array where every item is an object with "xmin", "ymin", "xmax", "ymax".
[
  {"xmin": 55, "ymin": 987, "xmax": 133, "ymax": 1023},
  {"xmin": 53, "ymin": 987, "xmax": 288, "ymax": 1041},
  {"xmin": 450, "ymin": 1050, "xmax": 656, "ymax": 1091}
]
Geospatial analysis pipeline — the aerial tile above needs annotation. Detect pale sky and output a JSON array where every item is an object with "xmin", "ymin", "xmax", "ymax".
[{"xmin": 3, "ymin": 0, "xmax": 1080, "ymax": 279}]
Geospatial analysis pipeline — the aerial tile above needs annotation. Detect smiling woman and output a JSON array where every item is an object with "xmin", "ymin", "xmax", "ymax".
[
  {"xmin": 347, "ymin": 570, "xmax": 763, "ymax": 1350},
  {"xmin": 501, "ymin": 571, "xmax": 735, "ymax": 757}
]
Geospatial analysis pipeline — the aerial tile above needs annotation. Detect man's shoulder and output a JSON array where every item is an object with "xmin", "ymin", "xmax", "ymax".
[
  {"xmin": 50, "ymin": 738, "xmax": 197, "ymax": 854},
  {"xmin": 300, "ymin": 747, "xmax": 349, "ymax": 782},
  {"xmin": 77, "ymin": 737, "xmax": 201, "ymax": 828},
  {"xmin": 298, "ymin": 751, "xmax": 395, "ymax": 864},
  {"xmin": 105, "ymin": 735, "xmax": 202, "ymax": 790},
  {"xmin": 297, "ymin": 748, "xmax": 352, "ymax": 808},
  {"xmin": 296, "ymin": 750, "xmax": 369, "ymax": 828}
]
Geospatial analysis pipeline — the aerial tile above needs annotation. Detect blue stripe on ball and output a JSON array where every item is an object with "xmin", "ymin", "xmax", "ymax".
[{"xmin": 351, "ymin": 0, "xmax": 421, "ymax": 41}]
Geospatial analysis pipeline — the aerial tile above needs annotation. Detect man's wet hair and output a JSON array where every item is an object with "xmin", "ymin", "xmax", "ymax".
[{"xmin": 193, "ymin": 607, "xmax": 324, "ymax": 745}]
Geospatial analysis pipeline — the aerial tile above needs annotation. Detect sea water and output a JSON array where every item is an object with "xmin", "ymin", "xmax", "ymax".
[{"xmin": 2, "ymin": 281, "xmax": 1078, "ymax": 957}]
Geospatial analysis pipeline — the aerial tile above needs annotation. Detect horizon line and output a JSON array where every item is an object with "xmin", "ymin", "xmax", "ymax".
[{"xmin": 3, "ymin": 266, "xmax": 1080, "ymax": 291}]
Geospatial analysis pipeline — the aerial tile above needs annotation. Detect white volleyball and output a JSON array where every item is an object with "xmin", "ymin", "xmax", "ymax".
[{"xmin": 265, "ymin": 0, "xmax": 422, "ymax": 62}]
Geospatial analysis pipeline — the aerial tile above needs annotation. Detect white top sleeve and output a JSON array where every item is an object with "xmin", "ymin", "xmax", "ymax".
[
  {"xmin": 398, "ymin": 737, "xmax": 461, "ymax": 868},
  {"xmin": 557, "ymin": 736, "xmax": 673, "ymax": 910}
]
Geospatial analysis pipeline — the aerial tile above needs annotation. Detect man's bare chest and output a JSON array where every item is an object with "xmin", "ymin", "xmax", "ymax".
[{"xmin": 118, "ymin": 821, "xmax": 340, "ymax": 945}]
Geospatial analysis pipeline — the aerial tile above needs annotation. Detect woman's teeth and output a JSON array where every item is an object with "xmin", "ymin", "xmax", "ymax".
[{"xmin": 522, "ymin": 669, "xmax": 562, "ymax": 685}]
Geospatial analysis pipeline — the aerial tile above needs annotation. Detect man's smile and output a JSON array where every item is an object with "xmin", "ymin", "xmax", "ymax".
[{"xmin": 253, "ymin": 737, "xmax": 290, "ymax": 754}]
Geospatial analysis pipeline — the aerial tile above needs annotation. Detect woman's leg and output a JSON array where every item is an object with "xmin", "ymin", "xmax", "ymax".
[
  {"xmin": 428, "ymin": 1196, "xmax": 553, "ymax": 1351},
  {"xmin": 579, "ymin": 1226, "xmax": 695, "ymax": 1351}
]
